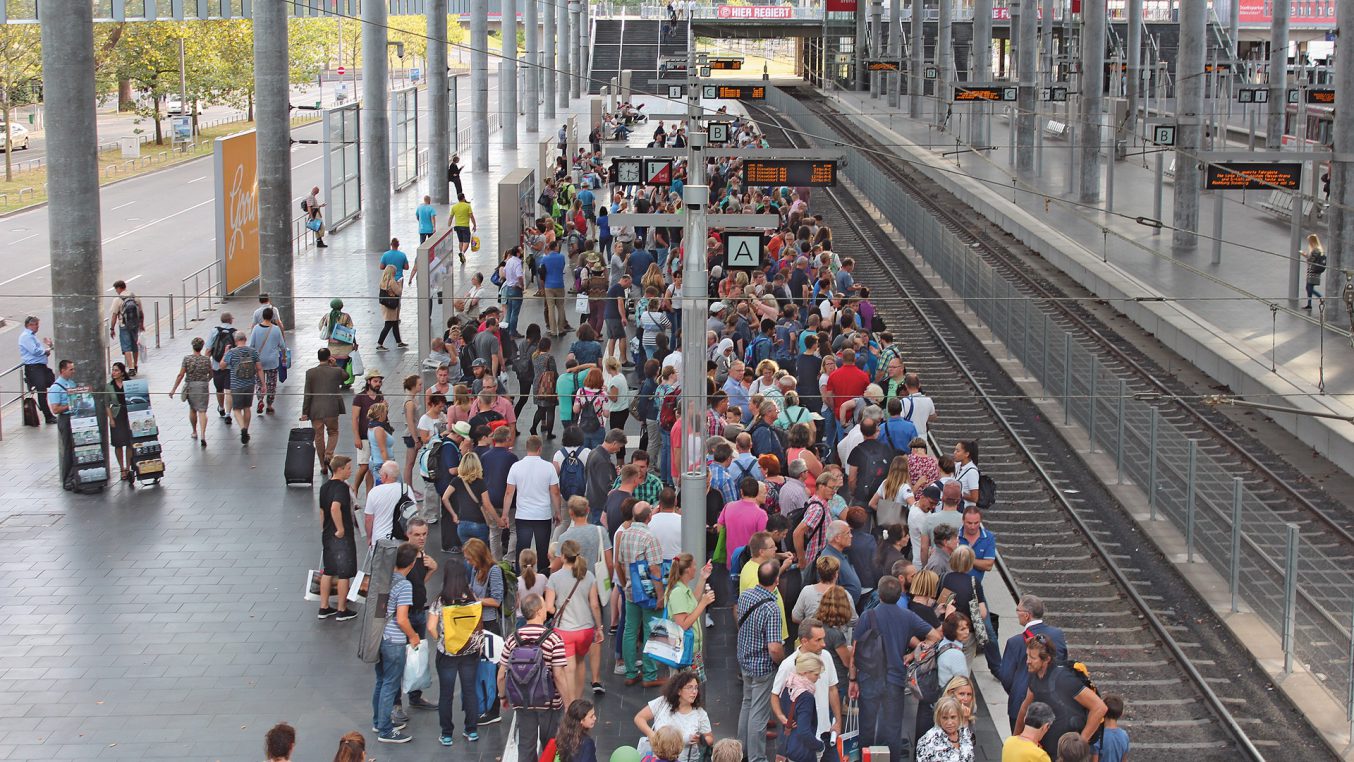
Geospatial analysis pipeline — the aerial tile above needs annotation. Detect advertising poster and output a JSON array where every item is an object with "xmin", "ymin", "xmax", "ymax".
[{"xmin": 214, "ymin": 129, "xmax": 260, "ymax": 294}]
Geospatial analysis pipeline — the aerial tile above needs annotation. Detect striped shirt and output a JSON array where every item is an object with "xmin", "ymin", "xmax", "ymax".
[
  {"xmin": 799, "ymin": 498, "xmax": 830, "ymax": 567},
  {"xmin": 709, "ymin": 463, "xmax": 740, "ymax": 506},
  {"xmin": 736, "ymin": 586, "xmax": 783, "ymax": 677},
  {"xmin": 383, "ymin": 573, "xmax": 413, "ymax": 643}
]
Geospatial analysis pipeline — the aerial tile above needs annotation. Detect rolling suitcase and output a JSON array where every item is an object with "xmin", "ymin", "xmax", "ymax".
[{"xmin": 284, "ymin": 427, "xmax": 315, "ymax": 484}]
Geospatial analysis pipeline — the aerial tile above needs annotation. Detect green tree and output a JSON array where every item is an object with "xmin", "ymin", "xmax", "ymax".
[{"xmin": 0, "ymin": 25, "xmax": 42, "ymax": 181}]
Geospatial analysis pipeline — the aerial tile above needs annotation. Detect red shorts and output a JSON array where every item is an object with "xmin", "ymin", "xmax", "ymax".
[{"xmin": 558, "ymin": 627, "xmax": 595, "ymax": 658}]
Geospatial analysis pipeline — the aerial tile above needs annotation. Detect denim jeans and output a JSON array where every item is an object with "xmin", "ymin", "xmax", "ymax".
[
  {"xmin": 504, "ymin": 285, "xmax": 524, "ymax": 335},
  {"xmin": 659, "ymin": 430, "xmax": 673, "ymax": 486},
  {"xmin": 372, "ymin": 640, "xmax": 407, "ymax": 734},
  {"xmin": 859, "ymin": 680, "xmax": 908, "ymax": 760},
  {"xmin": 436, "ymin": 650, "xmax": 480, "ymax": 737},
  {"xmin": 458, "ymin": 520, "xmax": 491, "ymax": 546}
]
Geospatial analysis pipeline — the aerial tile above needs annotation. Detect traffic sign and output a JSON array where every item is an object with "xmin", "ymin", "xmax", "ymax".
[
  {"xmin": 725, "ymin": 233, "xmax": 763, "ymax": 269},
  {"xmin": 1150, "ymin": 124, "xmax": 1176, "ymax": 146},
  {"xmin": 643, "ymin": 158, "xmax": 673, "ymax": 186},
  {"xmin": 1041, "ymin": 86, "xmax": 1068, "ymax": 102},
  {"xmin": 954, "ymin": 85, "xmax": 1017, "ymax": 102},
  {"xmin": 1237, "ymin": 87, "xmax": 1268, "ymax": 104},
  {"xmin": 1204, "ymin": 162, "xmax": 1301, "ymax": 191},
  {"xmin": 708, "ymin": 122, "xmax": 730, "ymax": 144},
  {"xmin": 337, "ymin": 65, "xmax": 346, "ymax": 75},
  {"xmin": 741, "ymin": 159, "xmax": 838, "ymax": 187}
]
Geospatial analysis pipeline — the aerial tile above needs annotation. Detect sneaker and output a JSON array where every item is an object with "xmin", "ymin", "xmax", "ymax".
[
  {"xmin": 376, "ymin": 345, "xmax": 389, "ymax": 351},
  {"xmin": 477, "ymin": 705, "xmax": 502, "ymax": 725},
  {"xmin": 316, "ymin": 241, "xmax": 329, "ymax": 248},
  {"xmin": 256, "ymin": 401, "xmax": 264, "ymax": 414},
  {"xmin": 218, "ymin": 406, "xmax": 226, "ymax": 418},
  {"xmin": 317, "ymin": 607, "xmax": 338, "ymax": 619},
  {"xmin": 440, "ymin": 736, "xmax": 455, "ymax": 747},
  {"xmin": 409, "ymin": 697, "xmax": 438, "ymax": 710},
  {"xmin": 240, "ymin": 429, "xmax": 248, "ymax": 444},
  {"xmin": 373, "ymin": 723, "xmax": 407, "ymax": 732},
  {"xmin": 378, "ymin": 730, "xmax": 413, "ymax": 744},
  {"xmin": 613, "ymin": 663, "xmax": 627, "ymax": 675},
  {"xmin": 391, "ymin": 708, "xmax": 409, "ymax": 725},
  {"xmin": 335, "ymin": 609, "xmax": 358, "ymax": 622},
  {"xmin": 463, "ymin": 730, "xmax": 479, "ymax": 742},
  {"xmin": 223, "ymin": 414, "xmax": 231, "ymax": 426},
  {"xmin": 592, "ymin": 681, "xmax": 606, "ymax": 695},
  {"xmin": 397, "ymin": 342, "xmax": 409, "ymax": 348}
]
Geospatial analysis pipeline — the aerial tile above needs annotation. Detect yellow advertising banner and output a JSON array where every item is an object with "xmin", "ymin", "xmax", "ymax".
[{"xmin": 214, "ymin": 129, "xmax": 260, "ymax": 294}]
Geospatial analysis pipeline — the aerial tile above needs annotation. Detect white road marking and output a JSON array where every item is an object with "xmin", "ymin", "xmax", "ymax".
[
  {"xmin": 188, "ymin": 176, "xmax": 208, "ymax": 183},
  {"xmin": 101, "ymin": 199, "xmax": 212, "ymax": 245},
  {"xmin": 110, "ymin": 201, "xmax": 137, "ymax": 211},
  {"xmin": 107, "ymin": 274, "xmax": 142, "ymax": 291},
  {"xmin": 0, "ymin": 264, "xmax": 50, "ymax": 288},
  {"xmin": 8, "ymin": 233, "xmax": 38, "ymax": 245}
]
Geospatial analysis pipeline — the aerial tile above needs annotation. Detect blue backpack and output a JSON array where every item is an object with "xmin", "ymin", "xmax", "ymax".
[
  {"xmin": 559, "ymin": 447, "xmax": 587, "ymax": 499},
  {"xmin": 745, "ymin": 335, "xmax": 773, "ymax": 366}
]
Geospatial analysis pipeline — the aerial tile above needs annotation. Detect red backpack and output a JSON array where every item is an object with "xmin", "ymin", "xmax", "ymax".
[{"xmin": 658, "ymin": 386, "xmax": 682, "ymax": 429}]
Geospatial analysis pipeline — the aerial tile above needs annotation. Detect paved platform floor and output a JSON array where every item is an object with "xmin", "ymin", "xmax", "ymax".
[{"xmin": 0, "ymin": 92, "xmax": 1008, "ymax": 760}]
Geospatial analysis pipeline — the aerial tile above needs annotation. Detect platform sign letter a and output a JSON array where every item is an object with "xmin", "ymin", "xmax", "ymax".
[{"xmin": 726, "ymin": 233, "xmax": 761, "ymax": 269}]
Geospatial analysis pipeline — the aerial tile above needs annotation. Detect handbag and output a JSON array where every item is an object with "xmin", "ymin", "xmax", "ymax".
[
  {"xmin": 575, "ymin": 292, "xmax": 591, "ymax": 314},
  {"xmin": 627, "ymin": 558, "xmax": 661, "ymax": 609},
  {"xmin": 595, "ymin": 525, "xmax": 613, "ymax": 603},
  {"xmin": 302, "ymin": 561, "xmax": 324, "ymax": 602},
  {"xmin": 348, "ymin": 349, "xmax": 364, "ymax": 376},
  {"xmin": 835, "ymin": 697, "xmax": 860, "ymax": 762},
  {"xmin": 379, "ymin": 288, "xmax": 400, "ymax": 310},
  {"xmin": 969, "ymin": 577, "xmax": 989, "ymax": 649},
  {"xmin": 329, "ymin": 321, "xmax": 356, "ymax": 345},
  {"xmin": 306, "ymin": 218, "xmax": 323, "ymax": 232},
  {"xmin": 642, "ymin": 590, "xmax": 694, "ymax": 668}
]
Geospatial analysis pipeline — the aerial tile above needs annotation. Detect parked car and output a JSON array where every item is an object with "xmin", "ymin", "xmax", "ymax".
[
  {"xmin": 0, "ymin": 122, "xmax": 29, "ymax": 151},
  {"xmin": 164, "ymin": 97, "xmax": 200, "ymax": 117}
]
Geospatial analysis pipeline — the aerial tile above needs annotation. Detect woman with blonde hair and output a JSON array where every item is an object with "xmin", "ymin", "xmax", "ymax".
[
  {"xmin": 941, "ymin": 675, "xmax": 976, "ymax": 726},
  {"xmin": 1301, "ymin": 232, "xmax": 1328, "ymax": 310},
  {"xmin": 447, "ymin": 384, "xmax": 474, "ymax": 427},
  {"xmin": 442, "ymin": 450, "xmax": 494, "ymax": 548},
  {"xmin": 871, "ymin": 455, "xmax": 915, "ymax": 509},
  {"xmin": 914, "ymin": 696, "xmax": 972, "ymax": 762},
  {"xmin": 908, "ymin": 569, "xmax": 943, "ymax": 628},
  {"xmin": 748, "ymin": 359, "xmax": 780, "ymax": 398},
  {"xmin": 365, "ymin": 402, "xmax": 396, "ymax": 484},
  {"xmin": 545, "ymin": 539, "xmax": 604, "ymax": 705},
  {"xmin": 376, "ymin": 264, "xmax": 406, "ymax": 349},
  {"xmin": 778, "ymin": 652, "xmax": 825, "ymax": 762}
]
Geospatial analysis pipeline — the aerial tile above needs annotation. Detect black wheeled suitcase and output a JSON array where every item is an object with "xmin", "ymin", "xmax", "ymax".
[{"xmin": 284, "ymin": 427, "xmax": 315, "ymax": 485}]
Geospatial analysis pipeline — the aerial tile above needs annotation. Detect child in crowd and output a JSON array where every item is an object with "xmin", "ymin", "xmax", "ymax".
[{"xmin": 1092, "ymin": 694, "xmax": 1129, "ymax": 762}]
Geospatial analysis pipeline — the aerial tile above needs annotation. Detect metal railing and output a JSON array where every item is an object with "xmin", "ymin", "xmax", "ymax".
[
  {"xmin": 293, "ymin": 212, "xmax": 319, "ymax": 254},
  {"xmin": 180, "ymin": 262, "xmax": 221, "ymax": 331},
  {"xmin": 766, "ymin": 85, "xmax": 1354, "ymax": 719}
]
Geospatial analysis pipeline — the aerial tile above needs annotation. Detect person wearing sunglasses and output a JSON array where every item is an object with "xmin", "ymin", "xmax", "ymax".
[{"xmin": 1014, "ymin": 636, "xmax": 1105, "ymax": 757}]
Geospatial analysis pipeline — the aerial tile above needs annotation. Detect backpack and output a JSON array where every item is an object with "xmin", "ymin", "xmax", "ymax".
[
  {"xmin": 1310, "ymin": 251, "xmax": 1328, "ymax": 275},
  {"xmin": 229, "ymin": 348, "xmax": 257, "ymax": 383},
  {"xmin": 440, "ymin": 601, "xmax": 484, "ymax": 655},
  {"xmin": 559, "ymin": 447, "xmax": 587, "ymax": 499},
  {"xmin": 658, "ymin": 386, "xmax": 682, "ymax": 429},
  {"xmin": 977, "ymin": 474, "xmax": 997, "ymax": 510},
  {"xmin": 468, "ymin": 409, "xmax": 505, "ymax": 432},
  {"xmin": 576, "ymin": 391, "xmax": 602, "ymax": 434},
  {"xmin": 209, "ymin": 326, "xmax": 234, "ymax": 363},
  {"xmin": 852, "ymin": 610, "xmax": 886, "ymax": 695},
  {"xmin": 120, "ymin": 294, "xmax": 142, "ymax": 330},
  {"xmin": 390, "ymin": 487, "xmax": 415, "ymax": 540},
  {"xmin": 299, "ymin": 198, "xmax": 310, "ymax": 213},
  {"xmin": 908, "ymin": 640, "xmax": 962, "ymax": 703},
  {"xmin": 731, "ymin": 457, "xmax": 758, "ymax": 485},
  {"xmin": 535, "ymin": 369, "xmax": 559, "ymax": 404},
  {"xmin": 417, "ymin": 437, "xmax": 446, "ymax": 482},
  {"xmin": 504, "ymin": 626, "xmax": 559, "ymax": 708},
  {"xmin": 744, "ymin": 335, "xmax": 772, "ymax": 366}
]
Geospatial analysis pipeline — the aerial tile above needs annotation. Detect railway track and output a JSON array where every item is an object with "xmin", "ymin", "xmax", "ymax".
[{"xmin": 740, "ymin": 96, "xmax": 1335, "ymax": 760}]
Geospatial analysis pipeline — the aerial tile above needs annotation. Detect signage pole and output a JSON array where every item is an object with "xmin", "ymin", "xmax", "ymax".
[
  {"xmin": 1154, "ymin": 149, "xmax": 1163, "ymax": 229},
  {"xmin": 680, "ymin": 44, "xmax": 709, "ymax": 594},
  {"xmin": 1212, "ymin": 185, "xmax": 1224, "ymax": 264},
  {"xmin": 909, "ymin": 0, "xmax": 923, "ymax": 118},
  {"xmin": 1288, "ymin": 74, "xmax": 1307, "ymax": 304}
]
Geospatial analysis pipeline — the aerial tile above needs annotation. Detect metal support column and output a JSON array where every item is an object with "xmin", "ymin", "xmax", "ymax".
[
  {"xmin": 870, "ymin": 0, "xmax": 883, "ymax": 98},
  {"xmin": 680, "ymin": 144, "xmax": 710, "ymax": 578},
  {"xmin": 471, "ymin": 0, "xmax": 490, "ymax": 171},
  {"xmin": 970, "ymin": 0, "xmax": 991, "ymax": 148},
  {"xmin": 909, "ymin": 0, "xmax": 923, "ymax": 116},
  {"xmin": 936, "ymin": 0, "xmax": 951, "ymax": 127},
  {"xmin": 1267, "ymin": 0, "xmax": 1289, "ymax": 149},
  {"xmin": 1328, "ymin": 14, "xmax": 1353, "ymax": 320},
  {"xmin": 1282, "ymin": 523, "xmax": 1298, "ymax": 673},
  {"xmin": 429, "ymin": 0, "xmax": 451, "ymax": 204},
  {"xmin": 559, "ymin": 0, "xmax": 572, "ymax": 108},
  {"xmin": 1172, "ymin": 0, "xmax": 1205, "ymax": 249},
  {"xmin": 544, "ymin": 0, "xmax": 556, "ymax": 119},
  {"xmin": 256, "ymin": 0, "xmax": 293, "ymax": 321},
  {"xmin": 569, "ymin": 0, "xmax": 582, "ymax": 100},
  {"xmin": 502, "ymin": 0, "xmax": 519, "ymax": 148},
  {"xmin": 858, "ymin": 0, "xmax": 870, "ymax": 91},
  {"xmin": 526, "ymin": 0, "xmax": 539, "ymax": 132},
  {"xmin": 40, "ymin": 0, "xmax": 108, "ymax": 404},
  {"xmin": 1186, "ymin": 440, "xmax": 1197, "ymax": 562},
  {"xmin": 1230, "ymin": 477, "xmax": 1242, "ymax": 613},
  {"xmin": 1078, "ymin": 0, "xmax": 1104, "ymax": 202},
  {"xmin": 888, "ymin": 0, "xmax": 902, "ymax": 107},
  {"xmin": 1015, "ymin": 0, "xmax": 1036, "ymax": 170},
  {"xmin": 1126, "ymin": 0, "xmax": 1142, "ymax": 139}
]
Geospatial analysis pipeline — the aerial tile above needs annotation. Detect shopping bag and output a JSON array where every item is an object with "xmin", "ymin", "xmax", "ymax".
[
  {"xmin": 402, "ymin": 642, "xmax": 433, "ymax": 693},
  {"xmin": 347, "ymin": 569, "xmax": 368, "ymax": 603},
  {"xmin": 303, "ymin": 568, "xmax": 323, "ymax": 602},
  {"xmin": 642, "ymin": 610, "xmax": 693, "ymax": 668},
  {"xmin": 306, "ymin": 218, "xmax": 323, "ymax": 232},
  {"xmin": 594, "ymin": 526, "xmax": 613, "ymax": 605},
  {"xmin": 835, "ymin": 698, "xmax": 860, "ymax": 762},
  {"xmin": 628, "ymin": 560, "xmax": 660, "ymax": 609},
  {"xmin": 874, "ymin": 499, "xmax": 904, "ymax": 528},
  {"xmin": 575, "ymin": 293, "xmax": 590, "ymax": 314},
  {"xmin": 348, "ymin": 349, "xmax": 365, "ymax": 376}
]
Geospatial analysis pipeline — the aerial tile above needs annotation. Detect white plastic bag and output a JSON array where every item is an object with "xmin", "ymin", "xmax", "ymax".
[
  {"xmin": 349, "ymin": 349, "xmax": 365, "ymax": 377},
  {"xmin": 402, "ymin": 642, "xmax": 432, "ymax": 693}
]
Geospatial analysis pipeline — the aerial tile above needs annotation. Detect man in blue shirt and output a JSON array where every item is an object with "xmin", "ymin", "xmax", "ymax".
[
  {"xmin": 628, "ymin": 245, "xmax": 654, "ymax": 284},
  {"xmin": 18, "ymin": 316, "xmax": 56, "ymax": 423},
  {"xmin": 540, "ymin": 245, "xmax": 569, "ymax": 336},
  {"xmin": 379, "ymin": 238, "xmax": 413, "ymax": 282},
  {"xmin": 959, "ymin": 505, "xmax": 1002, "ymax": 673},
  {"xmin": 577, "ymin": 184, "xmax": 595, "ymax": 219},
  {"xmin": 414, "ymin": 196, "xmax": 437, "ymax": 243},
  {"xmin": 879, "ymin": 397, "xmax": 919, "ymax": 454},
  {"xmin": 49, "ymin": 360, "xmax": 77, "ymax": 489},
  {"xmin": 851, "ymin": 576, "xmax": 940, "ymax": 761}
]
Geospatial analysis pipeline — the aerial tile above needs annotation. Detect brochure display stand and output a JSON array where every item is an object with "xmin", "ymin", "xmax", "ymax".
[
  {"xmin": 124, "ymin": 379, "xmax": 165, "ymax": 486},
  {"xmin": 64, "ymin": 387, "xmax": 108, "ymax": 494}
]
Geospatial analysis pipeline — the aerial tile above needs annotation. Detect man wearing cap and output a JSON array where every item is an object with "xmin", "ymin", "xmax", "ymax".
[
  {"xmin": 707, "ymin": 301, "xmax": 727, "ymax": 335},
  {"xmin": 434, "ymin": 420, "xmax": 473, "ymax": 551}
]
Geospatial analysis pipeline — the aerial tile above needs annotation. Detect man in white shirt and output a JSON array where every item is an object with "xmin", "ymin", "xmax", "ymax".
[
  {"xmin": 900, "ymin": 373, "xmax": 936, "ymax": 441},
  {"xmin": 770, "ymin": 618, "xmax": 843, "ymax": 742},
  {"xmin": 364, "ymin": 462, "xmax": 412, "ymax": 545},
  {"xmin": 647, "ymin": 488, "xmax": 682, "ymax": 560},
  {"xmin": 503, "ymin": 435, "xmax": 562, "ymax": 575}
]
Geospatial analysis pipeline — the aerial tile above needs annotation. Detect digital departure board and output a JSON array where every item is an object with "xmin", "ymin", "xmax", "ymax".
[
  {"xmin": 953, "ymin": 85, "xmax": 1017, "ymax": 102},
  {"xmin": 702, "ymin": 84, "xmax": 766, "ymax": 100},
  {"xmin": 865, "ymin": 59, "xmax": 902, "ymax": 72},
  {"xmin": 1307, "ymin": 88, "xmax": 1335, "ymax": 105},
  {"xmin": 708, "ymin": 58, "xmax": 744, "ymax": 70},
  {"xmin": 741, "ymin": 159, "xmax": 838, "ymax": 187},
  {"xmin": 1204, "ymin": 162, "xmax": 1301, "ymax": 191}
]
